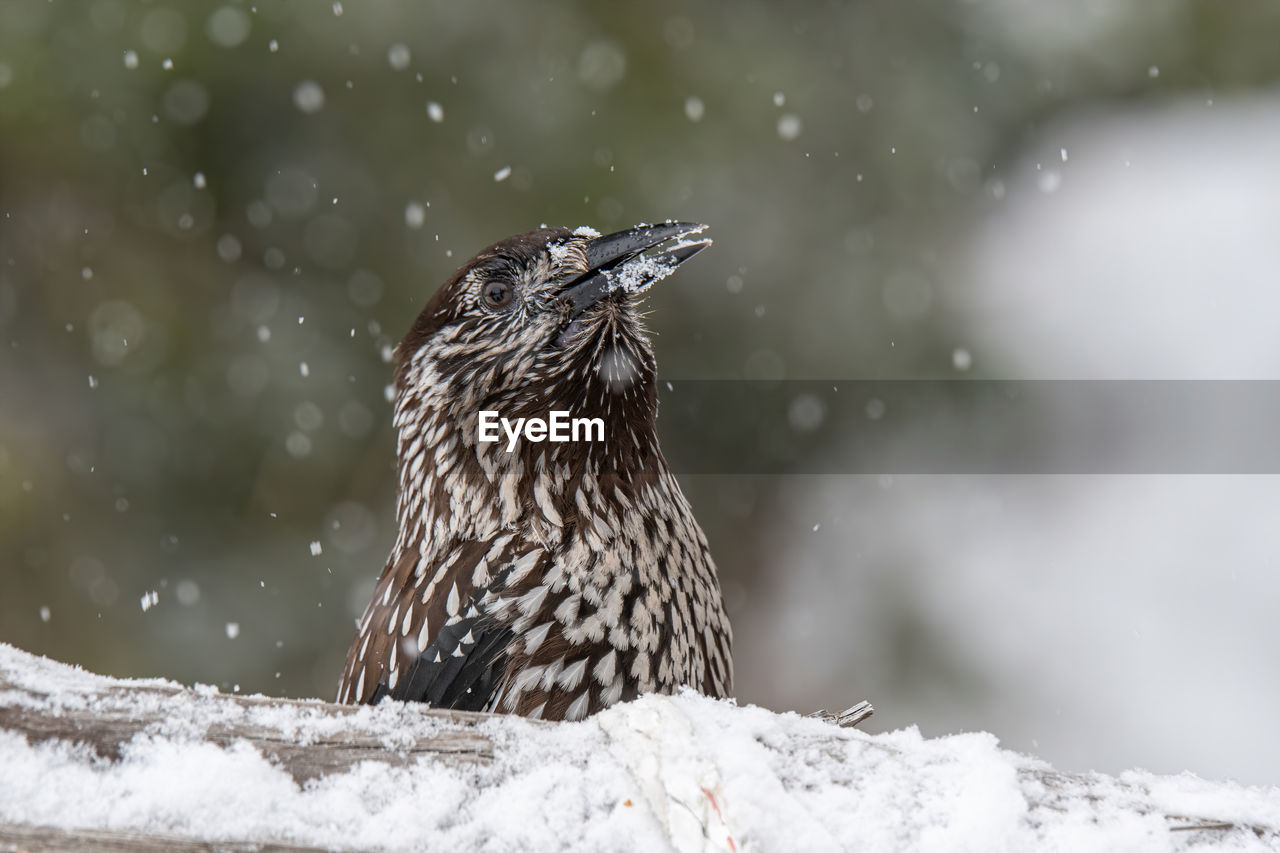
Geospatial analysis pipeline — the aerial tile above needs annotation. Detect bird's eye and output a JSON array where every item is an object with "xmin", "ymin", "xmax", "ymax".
[{"xmin": 482, "ymin": 280, "xmax": 514, "ymax": 310}]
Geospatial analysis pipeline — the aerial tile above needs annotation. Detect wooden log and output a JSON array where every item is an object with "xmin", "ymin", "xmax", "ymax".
[
  {"xmin": 0, "ymin": 680, "xmax": 494, "ymax": 784},
  {"xmin": 1, "ymin": 644, "xmax": 1277, "ymax": 852},
  {"xmin": 0, "ymin": 822, "xmax": 324, "ymax": 852}
]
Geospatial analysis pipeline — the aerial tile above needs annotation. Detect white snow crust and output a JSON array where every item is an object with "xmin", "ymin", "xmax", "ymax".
[
  {"xmin": 1, "ymin": 643, "xmax": 1277, "ymax": 852},
  {"xmin": 605, "ymin": 239, "xmax": 710, "ymax": 297}
]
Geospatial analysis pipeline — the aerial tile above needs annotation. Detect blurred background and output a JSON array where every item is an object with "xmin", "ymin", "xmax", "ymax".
[{"xmin": 3, "ymin": 0, "xmax": 1280, "ymax": 786}]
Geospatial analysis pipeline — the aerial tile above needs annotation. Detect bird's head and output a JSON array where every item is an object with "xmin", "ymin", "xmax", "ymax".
[{"xmin": 394, "ymin": 222, "xmax": 709, "ymax": 474}]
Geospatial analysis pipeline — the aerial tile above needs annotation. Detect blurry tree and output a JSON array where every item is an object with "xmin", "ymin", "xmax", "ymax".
[{"xmin": 2, "ymin": 0, "xmax": 1279, "ymax": 716}]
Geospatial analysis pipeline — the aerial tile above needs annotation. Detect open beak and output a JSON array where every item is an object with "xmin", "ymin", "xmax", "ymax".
[{"xmin": 561, "ymin": 222, "xmax": 711, "ymax": 319}]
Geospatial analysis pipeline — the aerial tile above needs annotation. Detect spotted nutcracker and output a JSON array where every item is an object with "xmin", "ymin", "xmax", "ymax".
[{"xmin": 337, "ymin": 222, "xmax": 733, "ymax": 721}]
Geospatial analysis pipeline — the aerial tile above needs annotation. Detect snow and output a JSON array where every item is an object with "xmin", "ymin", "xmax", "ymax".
[
  {"xmin": 2, "ymin": 644, "xmax": 1277, "ymax": 852},
  {"xmin": 547, "ymin": 227, "xmax": 601, "ymax": 267},
  {"xmin": 777, "ymin": 114, "xmax": 802, "ymax": 140},
  {"xmin": 603, "ymin": 233, "xmax": 711, "ymax": 297},
  {"xmin": 606, "ymin": 253, "xmax": 684, "ymax": 295},
  {"xmin": 386, "ymin": 44, "xmax": 411, "ymax": 71},
  {"xmin": 293, "ymin": 80, "xmax": 325, "ymax": 114}
]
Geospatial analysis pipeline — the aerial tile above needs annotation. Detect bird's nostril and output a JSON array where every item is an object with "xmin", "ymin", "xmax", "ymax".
[{"xmin": 555, "ymin": 320, "xmax": 584, "ymax": 348}]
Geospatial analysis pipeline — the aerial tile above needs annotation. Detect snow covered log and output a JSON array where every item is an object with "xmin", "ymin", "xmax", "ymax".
[{"xmin": 1, "ymin": 644, "xmax": 1278, "ymax": 852}]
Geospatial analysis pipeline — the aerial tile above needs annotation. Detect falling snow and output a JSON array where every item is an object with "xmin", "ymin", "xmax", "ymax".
[
  {"xmin": 293, "ymin": 80, "xmax": 325, "ymax": 113},
  {"xmin": 776, "ymin": 114, "xmax": 802, "ymax": 141},
  {"xmin": 1038, "ymin": 170, "xmax": 1062, "ymax": 194},
  {"xmin": 175, "ymin": 581, "xmax": 200, "ymax": 606},
  {"xmin": 387, "ymin": 43, "xmax": 411, "ymax": 71}
]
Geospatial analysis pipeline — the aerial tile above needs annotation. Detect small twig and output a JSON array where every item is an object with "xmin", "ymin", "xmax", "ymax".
[{"xmin": 810, "ymin": 700, "xmax": 875, "ymax": 729}]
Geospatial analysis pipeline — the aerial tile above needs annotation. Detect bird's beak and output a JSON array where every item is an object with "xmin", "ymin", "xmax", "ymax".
[{"xmin": 561, "ymin": 222, "xmax": 711, "ymax": 318}]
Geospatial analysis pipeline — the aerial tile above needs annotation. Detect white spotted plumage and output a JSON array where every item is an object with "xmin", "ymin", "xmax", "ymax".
[{"xmin": 337, "ymin": 225, "xmax": 732, "ymax": 720}]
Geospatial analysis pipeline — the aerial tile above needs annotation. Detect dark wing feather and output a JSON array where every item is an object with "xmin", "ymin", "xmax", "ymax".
[
  {"xmin": 355, "ymin": 540, "xmax": 544, "ymax": 711},
  {"xmin": 387, "ymin": 597, "xmax": 513, "ymax": 710}
]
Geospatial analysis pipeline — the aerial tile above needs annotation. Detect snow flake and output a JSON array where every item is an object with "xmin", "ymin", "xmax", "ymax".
[
  {"xmin": 387, "ymin": 43, "xmax": 411, "ymax": 70},
  {"xmin": 293, "ymin": 80, "xmax": 325, "ymax": 113}
]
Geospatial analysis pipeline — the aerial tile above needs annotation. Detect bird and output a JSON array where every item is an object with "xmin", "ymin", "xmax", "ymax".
[{"xmin": 337, "ymin": 221, "xmax": 733, "ymax": 721}]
